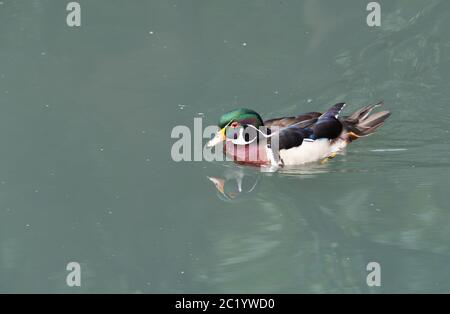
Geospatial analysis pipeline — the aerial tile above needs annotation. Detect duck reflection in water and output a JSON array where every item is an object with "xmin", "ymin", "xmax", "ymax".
[
  {"xmin": 207, "ymin": 167, "xmax": 259, "ymax": 201},
  {"xmin": 207, "ymin": 163, "xmax": 331, "ymax": 201}
]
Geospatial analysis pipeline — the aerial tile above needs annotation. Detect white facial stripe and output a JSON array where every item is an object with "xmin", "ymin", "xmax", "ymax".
[
  {"xmin": 245, "ymin": 125, "xmax": 278, "ymax": 138},
  {"xmin": 225, "ymin": 124, "xmax": 280, "ymax": 145},
  {"xmin": 228, "ymin": 127, "xmax": 256, "ymax": 145}
]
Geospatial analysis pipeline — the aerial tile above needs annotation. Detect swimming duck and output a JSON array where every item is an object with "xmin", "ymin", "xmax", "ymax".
[{"xmin": 206, "ymin": 102, "xmax": 390, "ymax": 168}]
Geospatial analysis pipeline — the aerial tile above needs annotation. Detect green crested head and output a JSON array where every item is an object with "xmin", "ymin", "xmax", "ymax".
[
  {"xmin": 218, "ymin": 108, "xmax": 264, "ymax": 129},
  {"xmin": 207, "ymin": 108, "xmax": 264, "ymax": 148}
]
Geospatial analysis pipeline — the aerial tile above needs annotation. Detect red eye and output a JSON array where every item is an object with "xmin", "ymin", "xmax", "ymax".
[{"xmin": 231, "ymin": 121, "xmax": 239, "ymax": 128}]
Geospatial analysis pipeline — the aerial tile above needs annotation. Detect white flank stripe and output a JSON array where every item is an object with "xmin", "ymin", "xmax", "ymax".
[{"xmin": 280, "ymin": 138, "xmax": 347, "ymax": 165}]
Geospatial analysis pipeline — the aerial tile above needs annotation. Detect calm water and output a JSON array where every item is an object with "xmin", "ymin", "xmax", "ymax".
[{"xmin": 1, "ymin": 0, "xmax": 450, "ymax": 293}]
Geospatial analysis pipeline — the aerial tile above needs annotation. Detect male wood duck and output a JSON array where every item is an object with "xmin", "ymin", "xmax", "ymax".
[{"xmin": 206, "ymin": 102, "xmax": 390, "ymax": 168}]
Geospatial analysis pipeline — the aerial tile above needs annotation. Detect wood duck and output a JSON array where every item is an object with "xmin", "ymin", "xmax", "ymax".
[{"xmin": 206, "ymin": 102, "xmax": 390, "ymax": 168}]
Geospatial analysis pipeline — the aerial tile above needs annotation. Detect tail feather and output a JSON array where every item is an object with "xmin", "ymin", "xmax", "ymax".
[
  {"xmin": 343, "ymin": 101, "xmax": 390, "ymax": 140},
  {"xmin": 320, "ymin": 102, "xmax": 346, "ymax": 120}
]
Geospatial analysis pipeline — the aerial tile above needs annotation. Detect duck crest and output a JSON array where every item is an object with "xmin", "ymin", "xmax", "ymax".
[{"xmin": 219, "ymin": 108, "xmax": 264, "ymax": 129}]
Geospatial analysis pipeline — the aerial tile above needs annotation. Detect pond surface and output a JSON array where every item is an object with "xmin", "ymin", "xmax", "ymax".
[{"xmin": 1, "ymin": 0, "xmax": 450, "ymax": 293}]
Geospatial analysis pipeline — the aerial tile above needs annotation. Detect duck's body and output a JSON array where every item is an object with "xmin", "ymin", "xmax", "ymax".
[
  {"xmin": 207, "ymin": 102, "xmax": 390, "ymax": 168},
  {"xmin": 279, "ymin": 138, "xmax": 346, "ymax": 165}
]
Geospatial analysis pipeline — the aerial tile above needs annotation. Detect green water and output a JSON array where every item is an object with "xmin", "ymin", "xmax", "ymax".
[{"xmin": 1, "ymin": 0, "xmax": 450, "ymax": 293}]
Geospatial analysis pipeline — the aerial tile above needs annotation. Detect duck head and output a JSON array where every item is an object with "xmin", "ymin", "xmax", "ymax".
[{"xmin": 206, "ymin": 108, "xmax": 264, "ymax": 148}]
